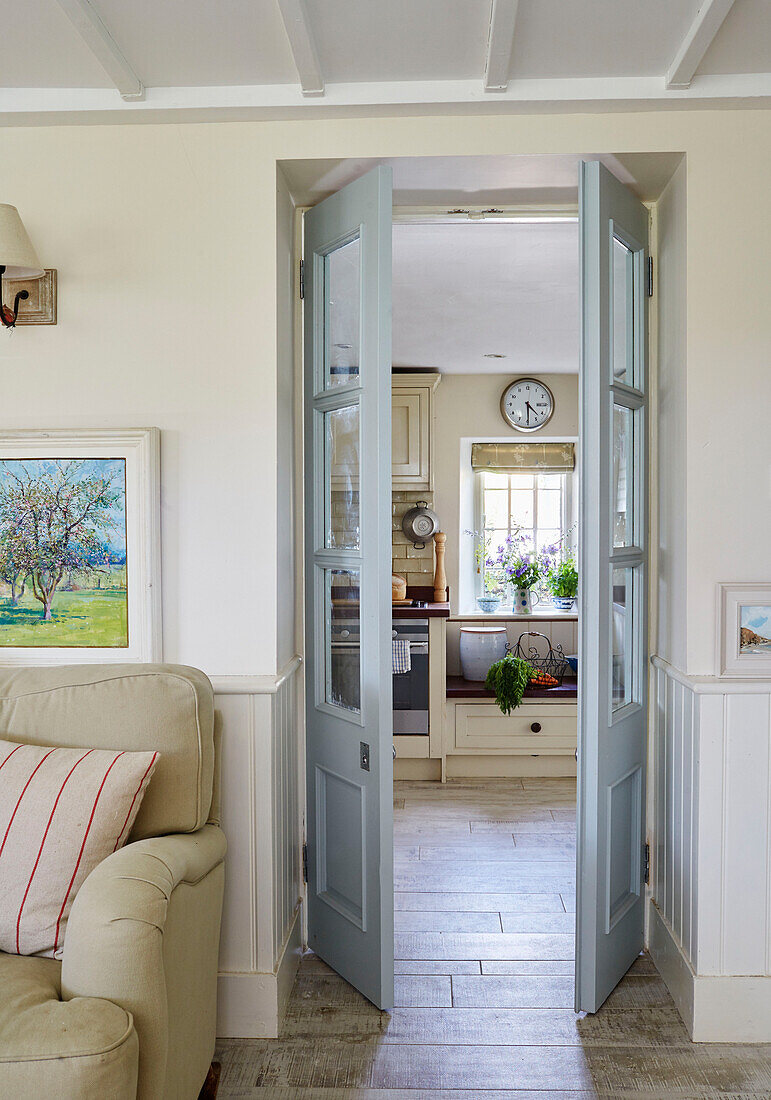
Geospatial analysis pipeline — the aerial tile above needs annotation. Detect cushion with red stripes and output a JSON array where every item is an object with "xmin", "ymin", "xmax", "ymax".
[{"xmin": 0, "ymin": 737, "xmax": 159, "ymax": 958}]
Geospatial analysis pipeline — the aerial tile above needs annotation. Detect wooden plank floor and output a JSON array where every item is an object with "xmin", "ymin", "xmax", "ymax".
[{"xmin": 217, "ymin": 778, "xmax": 771, "ymax": 1098}]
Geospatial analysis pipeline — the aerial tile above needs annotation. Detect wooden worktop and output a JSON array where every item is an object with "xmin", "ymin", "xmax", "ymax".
[
  {"xmin": 391, "ymin": 585, "xmax": 451, "ymax": 618},
  {"xmin": 446, "ymin": 675, "xmax": 578, "ymax": 701},
  {"xmin": 392, "ymin": 601, "xmax": 450, "ymax": 619}
]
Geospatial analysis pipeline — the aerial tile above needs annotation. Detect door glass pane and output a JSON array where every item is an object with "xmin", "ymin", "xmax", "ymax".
[
  {"xmin": 324, "ymin": 404, "xmax": 359, "ymax": 549},
  {"xmin": 613, "ymin": 404, "xmax": 634, "ymax": 547},
  {"xmin": 324, "ymin": 568, "xmax": 361, "ymax": 713},
  {"xmin": 325, "ymin": 236, "xmax": 360, "ymax": 388},
  {"xmin": 612, "ymin": 237, "xmax": 634, "ymax": 385},
  {"xmin": 611, "ymin": 567, "xmax": 634, "ymax": 710}
]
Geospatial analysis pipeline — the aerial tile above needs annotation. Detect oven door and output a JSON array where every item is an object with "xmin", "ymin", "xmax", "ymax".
[{"xmin": 392, "ymin": 618, "xmax": 429, "ymax": 735}]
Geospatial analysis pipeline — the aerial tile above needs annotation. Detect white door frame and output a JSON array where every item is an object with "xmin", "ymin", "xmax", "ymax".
[{"xmin": 290, "ymin": 177, "xmax": 660, "ymax": 963}]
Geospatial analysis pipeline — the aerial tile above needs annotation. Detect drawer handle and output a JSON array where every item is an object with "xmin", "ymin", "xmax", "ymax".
[{"xmin": 530, "ymin": 722, "xmax": 542, "ymax": 733}]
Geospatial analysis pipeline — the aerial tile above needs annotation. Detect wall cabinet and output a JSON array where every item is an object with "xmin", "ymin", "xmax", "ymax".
[{"xmin": 392, "ymin": 372, "xmax": 440, "ymax": 490}]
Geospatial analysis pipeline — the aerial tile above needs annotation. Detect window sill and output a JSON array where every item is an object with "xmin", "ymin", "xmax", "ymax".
[{"xmin": 451, "ymin": 609, "xmax": 579, "ymax": 622}]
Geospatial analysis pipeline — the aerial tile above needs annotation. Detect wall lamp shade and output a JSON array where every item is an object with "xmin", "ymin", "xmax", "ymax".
[
  {"xmin": 0, "ymin": 205, "xmax": 44, "ymax": 328},
  {"xmin": 0, "ymin": 205, "xmax": 43, "ymax": 279}
]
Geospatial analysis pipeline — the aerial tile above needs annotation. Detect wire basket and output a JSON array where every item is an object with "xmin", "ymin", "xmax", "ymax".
[{"xmin": 510, "ymin": 631, "xmax": 569, "ymax": 686}]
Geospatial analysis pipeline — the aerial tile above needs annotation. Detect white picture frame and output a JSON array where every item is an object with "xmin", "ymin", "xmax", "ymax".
[
  {"xmin": 0, "ymin": 429, "xmax": 161, "ymax": 664},
  {"xmin": 717, "ymin": 583, "xmax": 771, "ymax": 677}
]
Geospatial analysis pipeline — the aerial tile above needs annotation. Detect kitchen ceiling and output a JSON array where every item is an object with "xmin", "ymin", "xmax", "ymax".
[
  {"xmin": 392, "ymin": 220, "xmax": 579, "ymax": 375},
  {"xmin": 284, "ymin": 152, "xmax": 682, "ymax": 207}
]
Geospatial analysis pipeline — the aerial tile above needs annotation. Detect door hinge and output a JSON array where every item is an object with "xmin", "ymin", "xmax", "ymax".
[
  {"xmin": 644, "ymin": 842, "xmax": 650, "ymax": 885},
  {"xmin": 302, "ymin": 842, "xmax": 308, "ymax": 884},
  {"xmin": 299, "ymin": 259, "xmax": 305, "ymax": 300},
  {"xmin": 646, "ymin": 256, "xmax": 654, "ymax": 298}
]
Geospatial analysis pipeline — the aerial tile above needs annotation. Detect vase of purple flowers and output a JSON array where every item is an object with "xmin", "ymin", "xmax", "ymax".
[{"xmin": 491, "ymin": 532, "xmax": 542, "ymax": 615}]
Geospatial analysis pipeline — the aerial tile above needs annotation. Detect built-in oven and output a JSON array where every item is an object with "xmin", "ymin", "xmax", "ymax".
[
  {"xmin": 392, "ymin": 618, "xmax": 429, "ymax": 736},
  {"xmin": 328, "ymin": 614, "xmax": 429, "ymax": 736}
]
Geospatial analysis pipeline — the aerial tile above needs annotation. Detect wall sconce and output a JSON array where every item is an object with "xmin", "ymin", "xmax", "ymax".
[{"xmin": 0, "ymin": 205, "xmax": 45, "ymax": 329}]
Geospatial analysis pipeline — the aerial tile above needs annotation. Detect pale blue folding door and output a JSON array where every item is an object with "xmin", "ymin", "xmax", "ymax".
[
  {"xmin": 576, "ymin": 160, "xmax": 650, "ymax": 1013},
  {"xmin": 303, "ymin": 167, "xmax": 394, "ymax": 1010}
]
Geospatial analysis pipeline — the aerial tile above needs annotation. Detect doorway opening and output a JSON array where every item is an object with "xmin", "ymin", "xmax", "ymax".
[
  {"xmin": 389, "ymin": 210, "xmax": 580, "ymax": 1014},
  {"xmin": 286, "ymin": 151, "xmax": 682, "ymax": 1037}
]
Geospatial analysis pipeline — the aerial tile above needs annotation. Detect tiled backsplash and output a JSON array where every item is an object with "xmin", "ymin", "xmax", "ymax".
[{"xmin": 392, "ymin": 491, "xmax": 435, "ymax": 589}]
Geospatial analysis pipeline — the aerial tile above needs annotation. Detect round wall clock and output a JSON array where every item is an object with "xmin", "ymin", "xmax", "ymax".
[{"xmin": 500, "ymin": 377, "xmax": 555, "ymax": 433}]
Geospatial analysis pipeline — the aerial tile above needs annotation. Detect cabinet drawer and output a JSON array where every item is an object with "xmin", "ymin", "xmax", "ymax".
[{"xmin": 453, "ymin": 703, "xmax": 577, "ymax": 754}]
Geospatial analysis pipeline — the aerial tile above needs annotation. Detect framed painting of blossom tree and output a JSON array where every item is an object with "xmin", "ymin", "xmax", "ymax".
[{"xmin": 0, "ymin": 429, "xmax": 160, "ymax": 663}]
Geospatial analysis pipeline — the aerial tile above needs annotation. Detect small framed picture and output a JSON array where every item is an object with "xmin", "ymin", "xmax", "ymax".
[
  {"xmin": 717, "ymin": 583, "xmax": 771, "ymax": 677},
  {"xmin": 0, "ymin": 429, "xmax": 160, "ymax": 664}
]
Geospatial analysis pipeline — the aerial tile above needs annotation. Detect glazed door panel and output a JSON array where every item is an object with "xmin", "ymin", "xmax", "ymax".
[
  {"xmin": 303, "ymin": 167, "xmax": 394, "ymax": 1009},
  {"xmin": 576, "ymin": 160, "xmax": 649, "ymax": 1013}
]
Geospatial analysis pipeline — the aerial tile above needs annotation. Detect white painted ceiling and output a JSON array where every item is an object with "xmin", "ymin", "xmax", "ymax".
[
  {"xmin": 392, "ymin": 221, "xmax": 579, "ymax": 374},
  {"xmin": 0, "ymin": 0, "xmax": 769, "ymax": 122}
]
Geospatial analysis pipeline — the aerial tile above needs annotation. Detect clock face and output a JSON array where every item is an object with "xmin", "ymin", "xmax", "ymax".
[{"xmin": 500, "ymin": 378, "xmax": 555, "ymax": 433}]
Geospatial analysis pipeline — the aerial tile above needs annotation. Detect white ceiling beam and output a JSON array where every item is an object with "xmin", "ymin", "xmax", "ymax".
[
  {"xmin": 666, "ymin": 0, "xmax": 736, "ymax": 89},
  {"xmin": 484, "ymin": 0, "xmax": 519, "ymax": 92},
  {"xmin": 55, "ymin": 0, "xmax": 143, "ymax": 100},
  {"xmin": 275, "ymin": 0, "xmax": 324, "ymax": 97},
  {"xmin": 2, "ymin": 72, "xmax": 771, "ymax": 124}
]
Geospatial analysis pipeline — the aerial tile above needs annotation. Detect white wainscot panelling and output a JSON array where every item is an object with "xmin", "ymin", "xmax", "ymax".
[
  {"xmin": 213, "ymin": 658, "xmax": 303, "ymax": 1038},
  {"xmin": 650, "ymin": 657, "xmax": 771, "ymax": 1041}
]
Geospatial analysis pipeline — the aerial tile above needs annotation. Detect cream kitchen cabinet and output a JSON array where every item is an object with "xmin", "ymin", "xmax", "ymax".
[
  {"xmin": 392, "ymin": 372, "xmax": 441, "ymax": 490},
  {"xmin": 450, "ymin": 700, "xmax": 578, "ymax": 756}
]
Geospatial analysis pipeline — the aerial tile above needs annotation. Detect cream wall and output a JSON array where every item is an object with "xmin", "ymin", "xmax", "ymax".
[
  {"xmin": 2, "ymin": 111, "xmax": 770, "ymax": 677},
  {"xmin": 656, "ymin": 159, "xmax": 687, "ymax": 669},
  {"xmin": 276, "ymin": 167, "xmax": 297, "ymax": 669},
  {"xmin": 433, "ymin": 373, "xmax": 579, "ymax": 614},
  {"xmin": 0, "ymin": 125, "xmax": 279, "ymax": 675}
]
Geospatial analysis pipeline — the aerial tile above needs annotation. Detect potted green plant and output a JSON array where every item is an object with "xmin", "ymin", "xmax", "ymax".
[
  {"xmin": 485, "ymin": 651, "xmax": 533, "ymax": 714},
  {"xmin": 544, "ymin": 553, "xmax": 578, "ymax": 611}
]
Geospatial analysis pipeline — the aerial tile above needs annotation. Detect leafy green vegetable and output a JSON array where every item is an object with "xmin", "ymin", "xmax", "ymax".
[{"xmin": 485, "ymin": 654, "xmax": 533, "ymax": 716}]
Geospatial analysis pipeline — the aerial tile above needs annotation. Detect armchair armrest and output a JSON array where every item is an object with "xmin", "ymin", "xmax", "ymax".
[{"xmin": 61, "ymin": 824, "xmax": 226, "ymax": 1099}]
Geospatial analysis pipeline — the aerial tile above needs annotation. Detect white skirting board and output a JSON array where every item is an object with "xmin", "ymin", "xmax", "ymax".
[
  {"xmin": 649, "ymin": 899, "xmax": 771, "ymax": 1042},
  {"xmin": 217, "ymin": 905, "xmax": 302, "ymax": 1038},
  {"xmin": 445, "ymin": 753, "xmax": 577, "ymax": 778},
  {"xmin": 394, "ymin": 753, "xmax": 578, "ymax": 781}
]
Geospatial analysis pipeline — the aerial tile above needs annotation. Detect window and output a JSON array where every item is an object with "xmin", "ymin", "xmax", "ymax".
[{"xmin": 475, "ymin": 470, "xmax": 574, "ymax": 596}]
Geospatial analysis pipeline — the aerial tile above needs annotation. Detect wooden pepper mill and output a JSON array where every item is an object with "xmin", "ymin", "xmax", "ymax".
[{"xmin": 433, "ymin": 531, "xmax": 447, "ymax": 603}]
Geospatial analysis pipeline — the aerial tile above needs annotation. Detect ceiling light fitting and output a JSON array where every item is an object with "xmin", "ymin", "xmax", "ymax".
[{"xmin": 0, "ymin": 205, "xmax": 45, "ymax": 329}]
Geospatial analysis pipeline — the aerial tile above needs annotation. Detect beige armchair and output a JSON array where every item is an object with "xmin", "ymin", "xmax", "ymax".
[{"xmin": 0, "ymin": 664, "xmax": 226, "ymax": 1100}]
